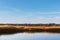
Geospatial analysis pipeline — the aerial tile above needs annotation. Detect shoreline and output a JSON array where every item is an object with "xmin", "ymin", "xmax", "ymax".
[{"xmin": 0, "ymin": 24, "xmax": 60, "ymax": 35}]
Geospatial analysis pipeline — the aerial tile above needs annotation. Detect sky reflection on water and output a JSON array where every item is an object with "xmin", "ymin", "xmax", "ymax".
[{"xmin": 0, "ymin": 33, "xmax": 60, "ymax": 40}]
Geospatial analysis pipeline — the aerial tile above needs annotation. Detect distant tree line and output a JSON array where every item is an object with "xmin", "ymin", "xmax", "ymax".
[{"xmin": 0, "ymin": 23, "xmax": 60, "ymax": 26}]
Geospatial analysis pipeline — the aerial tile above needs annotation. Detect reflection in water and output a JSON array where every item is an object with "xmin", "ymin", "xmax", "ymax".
[
  {"xmin": 0, "ymin": 33, "xmax": 60, "ymax": 40},
  {"xmin": 0, "ymin": 32, "xmax": 60, "ymax": 35},
  {"xmin": 0, "ymin": 27, "xmax": 60, "ymax": 40}
]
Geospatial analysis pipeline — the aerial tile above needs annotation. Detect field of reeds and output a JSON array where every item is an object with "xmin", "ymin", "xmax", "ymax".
[{"xmin": 0, "ymin": 24, "xmax": 60, "ymax": 35}]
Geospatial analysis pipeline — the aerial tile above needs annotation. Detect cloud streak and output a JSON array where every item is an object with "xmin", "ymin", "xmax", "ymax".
[{"xmin": 0, "ymin": 7, "xmax": 60, "ymax": 23}]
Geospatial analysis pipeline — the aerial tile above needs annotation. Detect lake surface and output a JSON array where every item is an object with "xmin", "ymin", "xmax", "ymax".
[{"xmin": 0, "ymin": 33, "xmax": 60, "ymax": 40}]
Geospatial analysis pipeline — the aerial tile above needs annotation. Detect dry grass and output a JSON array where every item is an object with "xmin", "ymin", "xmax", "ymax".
[{"xmin": 0, "ymin": 25, "xmax": 60, "ymax": 34}]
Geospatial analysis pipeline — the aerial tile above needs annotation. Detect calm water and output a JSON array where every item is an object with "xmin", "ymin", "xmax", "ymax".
[{"xmin": 0, "ymin": 33, "xmax": 60, "ymax": 40}]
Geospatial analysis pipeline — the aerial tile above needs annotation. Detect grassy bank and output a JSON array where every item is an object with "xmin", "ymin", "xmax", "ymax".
[{"xmin": 0, "ymin": 26, "xmax": 60, "ymax": 35}]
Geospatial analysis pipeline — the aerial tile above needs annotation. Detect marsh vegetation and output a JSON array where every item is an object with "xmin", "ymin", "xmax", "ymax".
[{"xmin": 0, "ymin": 24, "xmax": 60, "ymax": 35}]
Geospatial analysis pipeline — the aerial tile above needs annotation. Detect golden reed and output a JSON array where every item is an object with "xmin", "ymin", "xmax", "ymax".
[{"xmin": 0, "ymin": 23, "xmax": 60, "ymax": 35}]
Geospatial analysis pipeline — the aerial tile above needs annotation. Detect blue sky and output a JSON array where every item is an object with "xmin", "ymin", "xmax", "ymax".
[{"xmin": 0, "ymin": 0, "xmax": 60, "ymax": 23}]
